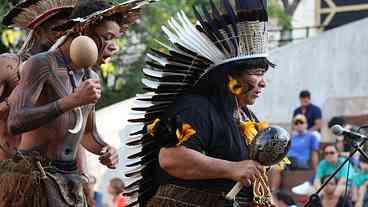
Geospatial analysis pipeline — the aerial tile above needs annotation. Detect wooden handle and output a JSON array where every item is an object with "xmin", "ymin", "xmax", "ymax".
[{"xmin": 226, "ymin": 182, "xmax": 243, "ymax": 200}]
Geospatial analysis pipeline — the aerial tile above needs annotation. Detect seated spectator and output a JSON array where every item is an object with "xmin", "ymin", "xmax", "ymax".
[
  {"xmin": 288, "ymin": 114, "xmax": 320, "ymax": 169},
  {"xmin": 314, "ymin": 144, "xmax": 355, "ymax": 195},
  {"xmin": 319, "ymin": 176, "xmax": 353, "ymax": 207},
  {"xmin": 364, "ymin": 191, "xmax": 368, "ymax": 207},
  {"xmin": 293, "ymin": 90, "xmax": 322, "ymax": 132},
  {"xmin": 108, "ymin": 178, "xmax": 128, "ymax": 207},
  {"xmin": 272, "ymin": 191, "xmax": 298, "ymax": 207},
  {"xmin": 83, "ymin": 174, "xmax": 103, "ymax": 207},
  {"xmin": 352, "ymin": 156, "xmax": 368, "ymax": 207},
  {"xmin": 90, "ymin": 175, "xmax": 103, "ymax": 207},
  {"xmin": 270, "ymin": 114, "xmax": 319, "ymax": 191}
]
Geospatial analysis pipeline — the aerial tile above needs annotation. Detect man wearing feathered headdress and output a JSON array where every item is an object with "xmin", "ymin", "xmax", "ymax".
[
  {"xmin": 125, "ymin": 0, "xmax": 288, "ymax": 206},
  {"xmin": 0, "ymin": 0, "xmax": 78, "ymax": 160},
  {"xmin": 1, "ymin": 0, "xmax": 153, "ymax": 206}
]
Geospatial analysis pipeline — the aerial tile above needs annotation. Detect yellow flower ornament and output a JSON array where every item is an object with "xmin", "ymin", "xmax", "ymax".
[
  {"xmin": 241, "ymin": 120, "xmax": 269, "ymax": 145},
  {"xmin": 239, "ymin": 120, "xmax": 291, "ymax": 206},
  {"xmin": 147, "ymin": 118, "xmax": 196, "ymax": 146},
  {"xmin": 176, "ymin": 123, "xmax": 196, "ymax": 146},
  {"xmin": 274, "ymin": 157, "xmax": 291, "ymax": 171},
  {"xmin": 228, "ymin": 78, "xmax": 242, "ymax": 95},
  {"xmin": 147, "ymin": 118, "xmax": 160, "ymax": 136}
]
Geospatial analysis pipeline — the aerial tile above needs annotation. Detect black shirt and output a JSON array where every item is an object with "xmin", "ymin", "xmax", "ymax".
[{"xmin": 157, "ymin": 95, "xmax": 252, "ymax": 197}]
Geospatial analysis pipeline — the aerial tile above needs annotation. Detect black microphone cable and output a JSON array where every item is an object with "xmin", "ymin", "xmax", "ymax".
[
  {"xmin": 358, "ymin": 125, "xmax": 368, "ymax": 133},
  {"xmin": 342, "ymin": 157, "xmax": 351, "ymax": 206},
  {"xmin": 341, "ymin": 123, "xmax": 368, "ymax": 207}
]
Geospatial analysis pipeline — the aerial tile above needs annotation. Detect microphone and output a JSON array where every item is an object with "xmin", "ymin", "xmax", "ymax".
[{"xmin": 331, "ymin": 125, "xmax": 367, "ymax": 140}]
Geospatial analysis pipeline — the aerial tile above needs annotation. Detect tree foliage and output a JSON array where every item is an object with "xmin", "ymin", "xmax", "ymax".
[
  {"xmin": 97, "ymin": 0, "xmax": 293, "ymax": 109},
  {"xmin": 0, "ymin": 0, "xmax": 292, "ymax": 109},
  {"xmin": 97, "ymin": 0, "xmax": 209, "ymax": 109},
  {"xmin": 0, "ymin": 0, "xmax": 11, "ymax": 53}
]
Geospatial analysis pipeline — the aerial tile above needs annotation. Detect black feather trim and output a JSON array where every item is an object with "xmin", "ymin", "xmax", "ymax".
[
  {"xmin": 200, "ymin": 4, "xmax": 231, "ymax": 54},
  {"xmin": 129, "ymin": 128, "xmax": 146, "ymax": 136},
  {"xmin": 222, "ymin": 0, "xmax": 239, "ymax": 54},
  {"xmin": 213, "ymin": 57, "xmax": 275, "ymax": 74},
  {"xmin": 143, "ymin": 74, "xmax": 196, "ymax": 84},
  {"xmin": 209, "ymin": 0, "xmax": 237, "ymax": 56},
  {"xmin": 2, "ymin": 7, "xmax": 23, "ymax": 26},
  {"xmin": 132, "ymin": 103, "xmax": 170, "ymax": 112},
  {"xmin": 143, "ymin": 86, "xmax": 188, "ymax": 94},
  {"xmin": 137, "ymin": 94, "xmax": 177, "ymax": 102},
  {"xmin": 174, "ymin": 43, "xmax": 211, "ymax": 63},
  {"xmin": 193, "ymin": 5, "xmax": 221, "ymax": 50},
  {"xmin": 237, "ymin": 9, "xmax": 268, "ymax": 22}
]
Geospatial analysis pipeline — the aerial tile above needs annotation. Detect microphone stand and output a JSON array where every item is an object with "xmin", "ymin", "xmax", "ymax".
[{"xmin": 304, "ymin": 136, "xmax": 368, "ymax": 207}]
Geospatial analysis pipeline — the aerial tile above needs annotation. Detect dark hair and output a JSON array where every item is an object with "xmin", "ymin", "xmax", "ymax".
[
  {"xmin": 328, "ymin": 116, "xmax": 346, "ymax": 129},
  {"xmin": 323, "ymin": 143, "xmax": 337, "ymax": 152},
  {"xmin": 189, "ymin": 65, "xmax": 239, "ymax": 149},
  {"xmin": 191, "ymin": 57, "xmax": 273, "ymax": 113},
  {"xmin": 321, "ymin": 175, "xmax": 337, "ymax": 185},
  {"xmin": 273, "ymin": 191, "xmax": 296, "ymax": 205},
  {"xmin": 69, "ymin": 0, "xmax": 112, "ymax": 19},
  {"xmin": 183, "ymin": 58, "xmax": 269, "ymax": 155},
  {"xmin": 217, "ymin": 57, "xmax": 273, "ymax": 76},
  {"xmin": 299, "ymin": 90, "xmax": 311, "ymax": 98}
]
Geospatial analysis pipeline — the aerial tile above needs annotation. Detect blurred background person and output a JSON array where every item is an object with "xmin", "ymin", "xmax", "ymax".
[
  {"xmin": 289, "ymin": 114, "xmax": 320, "ymax": 170},
  {"xmin": 352, "ymin": 156, "xmax": 368, "ymax": 207},
  {"xmin": 319, "ymin": 176, "xmax": 353, "ymax": 207},
  {"xmin": 293, "ymin": 90, "xmax": 322, "ymax": 133},
  {"xmin": 108, "ymin": 177, "xmax": 128, "ymax": 207},
  {"xmin": 328, "ymin": 116, "xmax": 352, "ymax": 153},
  {"xmin": 272, "ymin": 191, "xmax": 298, "ymax": 207},
  {"xmin": 85, "ymin": 175, "xmax": 103, "ymax": 207},
  {"xmin": 328, "ymin": 116, "xmax": 361, "ymax": 162},
  {"xmin": 314, "ymin": 144, "xmax": 355, "ymax": 196},
  {"xmin": 270, "ymin": 114, "xmax": 319, "ymax": 191}
]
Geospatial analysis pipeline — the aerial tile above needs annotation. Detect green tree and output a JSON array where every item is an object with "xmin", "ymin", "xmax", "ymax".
[
  {"xmin": 269, "ymin": 0, "xmax": 303, "ymax": 45},
  {"xmin": 0, "ymin": 1, "xmax": 23, "ymax": 52},
  {"xmin": 98, "ymin": 0, "xmax": 293, "ymax": 109},
  {"xmin": 97, "ymin": 0, "xmax": 208, "ymax": 109},
  {"xmin": 0, "ymin": 0, "xmax": 11, "ymax": 53},
  {"xmin": 0, "ymin": 0, "xmax": 291, "ymax": 109}
]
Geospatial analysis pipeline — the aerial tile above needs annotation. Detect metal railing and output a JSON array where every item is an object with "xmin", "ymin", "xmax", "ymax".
[{"xmin": 268, "ymin": 25, "xmax": 325, "ymax": 48}]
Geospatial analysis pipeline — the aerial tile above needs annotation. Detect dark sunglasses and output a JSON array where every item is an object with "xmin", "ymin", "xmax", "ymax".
[
  {"xmin": 324, "ymin": 151, "xmax": 336, "ymax": 155},
  {"xmin": 294, "ymin": 121, "xmax": 305, "ymax": 125}
]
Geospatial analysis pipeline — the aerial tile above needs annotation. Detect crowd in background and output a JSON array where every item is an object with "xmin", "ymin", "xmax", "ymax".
[
  {"xmin": 270, "ymin": 90, "xmax": 368, "ymax": 207},
  {"xmin": 87, "ymin": 176, "xmax": 128, "ymax": 207}
]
